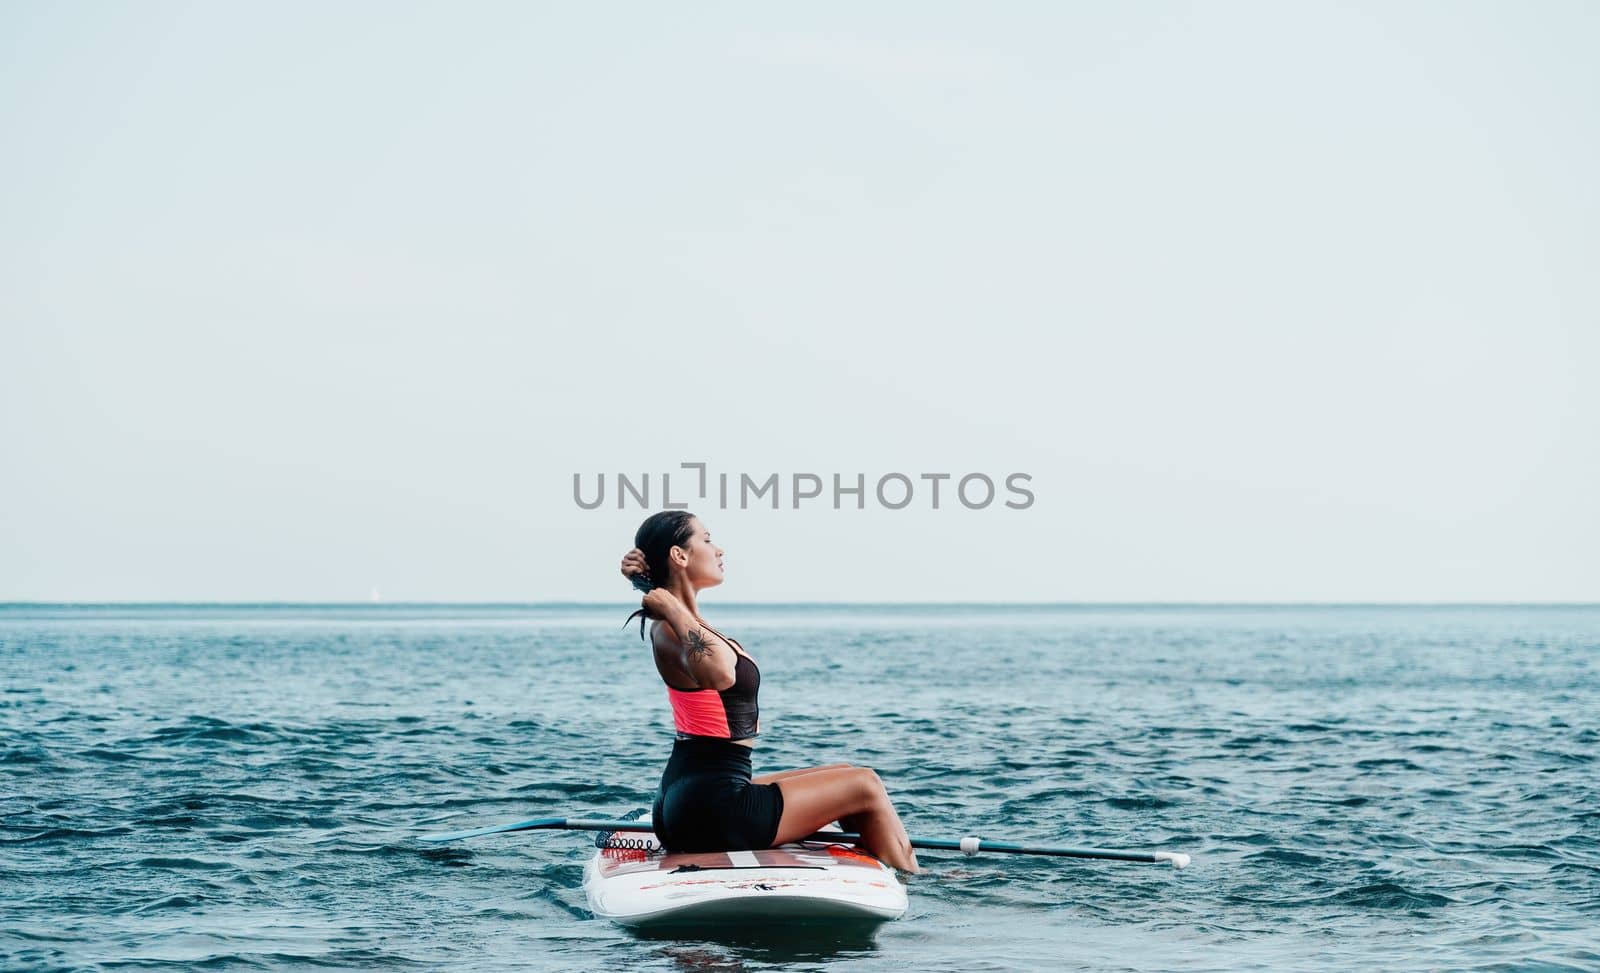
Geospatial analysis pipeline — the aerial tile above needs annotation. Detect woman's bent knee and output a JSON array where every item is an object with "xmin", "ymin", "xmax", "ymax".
[{"xmin": 852, "ymin": 767, "xmax": 887, "ymax": 803}]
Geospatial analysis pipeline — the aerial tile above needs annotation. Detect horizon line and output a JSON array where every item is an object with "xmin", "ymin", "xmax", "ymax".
[{"xmin": 3, "ymin": 600, "xmax": 1597, "ymax": 608}]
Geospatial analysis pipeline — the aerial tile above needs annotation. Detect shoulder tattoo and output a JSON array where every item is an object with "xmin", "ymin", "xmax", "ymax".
[{"xmin": 684, "ymin": 628, "xmax": 712, "ymax": 662}]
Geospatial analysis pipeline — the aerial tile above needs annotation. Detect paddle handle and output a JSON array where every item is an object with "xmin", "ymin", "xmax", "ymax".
[{"xmin": 906, "ymin": 836, "xmax": 1190, "ymax": 868}]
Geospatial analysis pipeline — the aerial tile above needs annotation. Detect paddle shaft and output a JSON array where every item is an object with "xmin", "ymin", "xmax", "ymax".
[{"xmin": 419, "ymin": 816, "xmax": 1189, "ymax": 867}]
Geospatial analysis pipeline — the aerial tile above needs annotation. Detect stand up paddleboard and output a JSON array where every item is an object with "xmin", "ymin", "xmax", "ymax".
[
  {"xmin": 582, "ymin": 817, "xmax": 908, "ymax": 929},
  {"xmin": 421, "ymin": 810, "xmax": 1188, "ymax": 931}
]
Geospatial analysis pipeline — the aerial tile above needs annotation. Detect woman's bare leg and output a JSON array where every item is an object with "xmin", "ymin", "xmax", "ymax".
[
  {"xmin": 752, "ymin": 762, "xmax": 852, "ymax": 785},
  {"xmin": 769, "ymin": 767, "xmax": 919, "ymax": 872},
  {"xmin": 756, "ymin": 764, "xmax": 861, "ymax": 835}
]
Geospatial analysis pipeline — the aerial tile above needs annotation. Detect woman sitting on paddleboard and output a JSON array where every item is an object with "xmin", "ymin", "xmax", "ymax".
[{"xmin": 621, "ymin": 510, "xmax": 919, "ymax": 873}]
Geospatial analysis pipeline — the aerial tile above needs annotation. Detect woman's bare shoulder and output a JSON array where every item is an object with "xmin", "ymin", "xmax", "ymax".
[
  {"xmin": 694, "ymin": 618, "xmax": 745, "ymax": 654},
  {"xmin": 649, "ymin": 619, "xmax": 692, "ymax": 656}
]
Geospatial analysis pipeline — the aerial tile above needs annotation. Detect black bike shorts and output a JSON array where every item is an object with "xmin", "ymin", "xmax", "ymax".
[{"xmin": 651, "ymin": 737, "xmax": 785, "ymax": 852}]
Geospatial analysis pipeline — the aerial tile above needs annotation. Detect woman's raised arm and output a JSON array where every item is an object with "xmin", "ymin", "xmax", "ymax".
[{"xmin": 641, "ymin": 589, "xmax": 736, "ymax": 689}]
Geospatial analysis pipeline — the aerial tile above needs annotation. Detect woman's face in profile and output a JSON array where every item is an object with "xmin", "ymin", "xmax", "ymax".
[{"xmin": 676, "ymin": 518, "xmax": 725, "ymax": 590}]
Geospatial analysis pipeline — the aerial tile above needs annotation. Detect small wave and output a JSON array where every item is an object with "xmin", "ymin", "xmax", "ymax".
[
  {"xmin": 418, "ymin": 846, "xmax": 474, "ymax": 867},
  {"xmin": 1485, "ymin": 843, "xmax": 1563, "ymax": 861},
  {"xmin": 231, "ymin": 812, "xmax": 334, "ymax": 832},
  {"xmin": 1216, "ymin": 832, "xmax": 1280, "ymax": 847},
  {"xmin": 508, "ymin": 779, "xmax": 613, "ymax": 797},
  {"xmin": 137, "ymin": 715, "xmax": 328, "ymax": 749},
  {"xmin": 94, "ymin": 947, "xmax": 412, "ymax": 969},
  {"xmin": 1549, "ymin": 749, "xmax": 1596, "ymax": 765},
  {"xmin": 1103, "ymin": 795, "xmax": 1178, "ymax": 810},
  {"xmin": 1245, "ymin": 848, "xmax": 1324, "ymax": 866},
  {"xmin": 1223, "ymin": 735, "xmax": 1291, "ymax": 749},
  {"xmin": 0, "ymin": 825, "xmax": 134, "ymax": 844},
  {"xmin": 148, "ymin": 717, "xmax": 275, "ymax": 744},
  {"xmin": 132, "ymin": 856, "xmax": 233, "ymax": 871},
  {"xmin": 1354, "ymin": 758, "xmax": 1426, "ymax": 771},
  {"xmin": 1327, "ymin": 882, "xmax": 1453, "ymax": 910},
  {"xmin": 126, "ymin": 892, "xmax": 209, "ymax": 913},
  {"xmin": 77, "ymin": 746, "xmax": 168, "ymax": 763},
  {"xmin": 140, "ymin": 814, "xmax": 203, "ymax": 829}
]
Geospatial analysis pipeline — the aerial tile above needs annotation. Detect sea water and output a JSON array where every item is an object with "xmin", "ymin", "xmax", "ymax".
[{"xmin": 2, "ymin": 603, "xmax": 1596, "ymax": 972}]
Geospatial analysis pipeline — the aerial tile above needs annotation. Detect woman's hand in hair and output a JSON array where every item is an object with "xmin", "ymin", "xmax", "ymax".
[
  {"xmin": 641, "ymin": 587, "xmax": 689, "ymax": 629},
  {"xmin": 620, "ymin": 548, "xmax": 649, "ymax": 582}
]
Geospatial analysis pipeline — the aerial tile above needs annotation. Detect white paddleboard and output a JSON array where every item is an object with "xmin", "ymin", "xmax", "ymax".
[{"xmin": 582, "ymin": 824, "xmax": 907, "ymax": 929}]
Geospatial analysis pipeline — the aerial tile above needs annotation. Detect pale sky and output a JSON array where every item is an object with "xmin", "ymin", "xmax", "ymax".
[{"xmin": 1, "ymin": 2, "xmax": 1595, "ymax": 602}]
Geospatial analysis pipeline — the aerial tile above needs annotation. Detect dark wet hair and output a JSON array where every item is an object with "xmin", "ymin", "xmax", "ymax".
[{"xmin": 623, "ymin": 510, "xmax": 700, "ymax": 640}]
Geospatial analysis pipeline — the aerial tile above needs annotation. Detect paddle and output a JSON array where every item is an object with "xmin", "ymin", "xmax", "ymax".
[{"xmin": 418, "ymin": 816, "xmax": 1191, "ymax": 868}]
